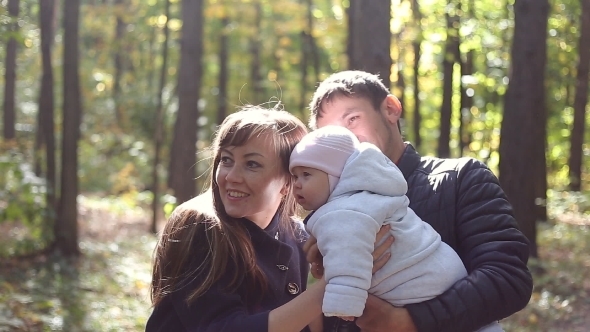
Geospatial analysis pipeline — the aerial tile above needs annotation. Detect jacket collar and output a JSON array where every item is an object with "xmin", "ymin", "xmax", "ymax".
[
  {"xmin": 242, "ymin": 211, "xmax": 281, "ymax": 240},
  {"xmin": 397, "ymin": 143, "xmax": 422, "ymax": 180}
]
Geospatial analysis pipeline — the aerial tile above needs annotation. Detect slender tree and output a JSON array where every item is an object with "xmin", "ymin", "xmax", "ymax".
[
  {"xmin": 438, "ymin": 3, "xmax": 460, "ymax": 158},
  {"xmin": 347, "ymin": 0, "xmax": 392, "ymax": 88},
  {"xmin": 38, "ymin": 0, "xmax": 57, "ymax": 230},
  {"xmin": 412, "ymin": 0, "xmax": 422, "ymax": 149},
  {"xmin": 395, "ymin": 31, "xmax": 406, "ymax": 118},
  {"xmin": 568, "ymin": 0, "xmax": 590, "ymax": 191},
  {"xmin": 112, "ymin": 0, "xmax": 126, "ymax": 128},
  {"xmin": 499, "ymin": 0, "xmax": 550, "ymax": 258},
  {"xmin": 168, "ymin": 0, "xmax": 204, "ymax": 204},
  {"xmin": 458, "ymin": 0, "xmax": 474, "ymax": 157},
  {"xmin": 250, "ymin": 1, "xmax": 263, "ymax": 104},
  {"xmin": 57, "ymin": 0, "xmax": 83, "ymax": 256},
  {"xmin": 150, "ymin": 0, "xmax": 171, "ymax": 234},
  {"xmin": 3, "ymin": 0, "xmax": 20, "ymax": 141},
  {"xmin": 217, "ymin": 14, "xmax": 230, "ymax": 125}
]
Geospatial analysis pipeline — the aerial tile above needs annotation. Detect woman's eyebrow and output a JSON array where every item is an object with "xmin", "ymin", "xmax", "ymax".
[
  {"xmin": 220, "ymin": 148, "xmax": 233, "ymax": 155},
  {"xmin": 244, "ymin": 152, "xmax": 264, "ymax": 158}
]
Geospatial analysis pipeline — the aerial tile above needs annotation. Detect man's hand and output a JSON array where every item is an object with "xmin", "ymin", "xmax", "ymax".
[
  {"xmin": 303, "ymin": 225, "xmax": 394, "ymax": 279},
  {"xmin": 356, "ymin": 295, "xmax": 417, "ymax": 332}
]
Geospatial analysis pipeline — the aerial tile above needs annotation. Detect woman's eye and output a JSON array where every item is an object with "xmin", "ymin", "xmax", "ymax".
[
  {"xmin": 220, "ymin": 156, "xmax": 232, "ymax": 164},
  {"xmin": 247, "ymin": 161, "xmax": 261, "ymax": 168}
]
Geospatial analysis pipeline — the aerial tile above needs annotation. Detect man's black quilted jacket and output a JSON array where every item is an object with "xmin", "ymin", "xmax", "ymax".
[{"xmin": 325, "ymin": 144, "xmax": 533, "ymax": 332}]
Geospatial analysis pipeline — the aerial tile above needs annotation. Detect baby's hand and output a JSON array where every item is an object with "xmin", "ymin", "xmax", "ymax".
[{"xmin": 339, "ymin": 316, "xmax": 355, "ymax": 321}]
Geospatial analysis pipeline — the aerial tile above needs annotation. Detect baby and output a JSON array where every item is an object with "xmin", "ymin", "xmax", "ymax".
[{"xmin": 289, "ymin": 126, "xmax": 502, "ymax": 332}]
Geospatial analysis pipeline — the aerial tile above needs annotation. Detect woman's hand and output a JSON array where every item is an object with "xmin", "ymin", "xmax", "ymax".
[{"xmin": 303, "ymin": 225, "xmax": 394, "ymax": 278}]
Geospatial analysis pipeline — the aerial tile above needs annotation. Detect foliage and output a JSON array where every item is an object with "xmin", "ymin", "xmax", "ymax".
[
  {"xmin": 1, "ymin": 0, "xmax": 588, "ymax": 195},
  {"xmin": 0, "ymin": 148, "xmax": 52, "ymax": 258},
  {"xmin": 0, "ymin": 237, "xmax": 155, "ymax": 331},
  {"xmin": 0, "ymin": 193, "xmax": 588, "ymax": 331}
]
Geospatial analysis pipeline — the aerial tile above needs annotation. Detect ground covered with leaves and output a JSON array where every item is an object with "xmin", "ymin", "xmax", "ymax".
[{"xmin": 0, "ymin": 192, "xmax": 589, "ymax": 331}]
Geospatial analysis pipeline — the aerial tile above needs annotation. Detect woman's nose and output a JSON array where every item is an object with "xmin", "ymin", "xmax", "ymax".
[{"xmin": 225, "ymin": 166, "xmax": 242, "ymax": 183}]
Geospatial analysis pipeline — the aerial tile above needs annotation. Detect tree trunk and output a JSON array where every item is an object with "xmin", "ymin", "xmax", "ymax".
[
  {"xmin": 300, "ymin": 29, "xmax": 309, "ymax": 115},
  {"xmin": 568, "ymin": 0, "xmax": 590, "ymax": 191},
  {"xmin": 168, "ymin": 0, "xmax": 203, "ymax": 204},
  {"xmin": 459, "ymin": 49, "xmax": 474, "ymax": 155},
  {"xmin": 438, "ymin": 3, "xmax": 459, "ymax": 158},
  {"xmin": 3, "ymin": 0, "xmax": 20, "ymax": 141},
  {"xmin": 499, "ymin": 0, "xmax": 549, "ymax": 258},
  {"xmin": 412, "ymin": 0, "xmax": 422, "ymax": 149},
  {"xmin": 39, "ymin": 0, "xmax": 57, "ymax": 231},
  {"xmin": 250, "ymin": 2, "xmax": 263, "ymax": 104},
  {"xmin": 57, "ymin": 0, "xmax": 82, "ymax": 256},
  {"xmin": 112, "ymin": 0, "xmax": 126, "ymax": 128},
  {"xmin": 151, "ymin": 0, "xmax": 171, "ymax": 234},
  {"xmin": 395, "ymin": 32, "xmax": 406, "ymax": 119},
  {"xmin": 306, "ymin": 0, "xmax": 320, "ymax": 85},
  {"xmin": 217, "ymin": 15, "xmax": 229, "ymax": 126},
  {"xmin": 347, "ymin": 0, "xmax": 392, "ymax": 89}
]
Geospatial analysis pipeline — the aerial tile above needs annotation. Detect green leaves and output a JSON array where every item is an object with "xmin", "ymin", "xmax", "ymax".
[{"xmin": 0, "ymin": 150, "xmax": 51, "ymax": 258}]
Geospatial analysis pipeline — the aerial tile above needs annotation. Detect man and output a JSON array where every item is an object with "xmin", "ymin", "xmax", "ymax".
[{"xmin": 305, "ymin": 70, "xmax": 532, "ymax": 332}]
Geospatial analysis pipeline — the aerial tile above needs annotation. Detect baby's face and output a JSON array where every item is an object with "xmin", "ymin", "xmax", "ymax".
[{"xmin": 291, "ymin": 166, "xmax": 331, "ymax": 211}]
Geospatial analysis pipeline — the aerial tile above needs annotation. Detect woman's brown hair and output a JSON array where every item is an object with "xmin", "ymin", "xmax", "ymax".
[{"xmin": 150, "ymin": 105, "xmax": 308, "ymax": 307}]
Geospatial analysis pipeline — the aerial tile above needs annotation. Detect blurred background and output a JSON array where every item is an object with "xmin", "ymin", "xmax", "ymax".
[{"xmin": 0, "ymin": 0, "xmax": 589, "ymax": 330}]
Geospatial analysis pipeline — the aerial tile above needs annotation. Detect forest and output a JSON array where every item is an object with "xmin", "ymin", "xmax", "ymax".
[{"xmin": 0, "ymin": 0, "xmax": 589, "ymax": 330}]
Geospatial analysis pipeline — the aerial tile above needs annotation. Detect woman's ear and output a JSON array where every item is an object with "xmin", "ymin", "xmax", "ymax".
[{"xmin": 280, "ymin": 177, "xmax": 291, "ymax": 196}]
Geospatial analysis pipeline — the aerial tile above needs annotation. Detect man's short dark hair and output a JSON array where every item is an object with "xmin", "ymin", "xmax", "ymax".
[{"xmin": 308, "ymin": 71, "xmax": 390, "ymax": 129}]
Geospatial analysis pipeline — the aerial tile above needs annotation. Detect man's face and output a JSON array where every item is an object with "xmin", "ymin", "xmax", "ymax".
[{"xmin": 316, "ymin": 95, "xmax": 398, "ymax": 160}]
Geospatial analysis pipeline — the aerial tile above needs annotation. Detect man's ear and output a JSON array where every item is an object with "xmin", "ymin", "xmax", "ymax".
[{"xmin": 381, "ymin": 95, "xmax": 403, "ymax": 124}]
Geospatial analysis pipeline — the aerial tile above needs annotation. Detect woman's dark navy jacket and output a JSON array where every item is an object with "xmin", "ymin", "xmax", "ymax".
[
  {"xmin": 324, "ymin": 144, "xmax": 533, "ymax": 332},
  {"xmin": 146, "ymin": 210, "xmax": 310, "ymax": 332}
]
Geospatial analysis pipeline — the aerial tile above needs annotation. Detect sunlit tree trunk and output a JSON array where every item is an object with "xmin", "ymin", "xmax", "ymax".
[
  {"xmin": 569, "ymin": 0, "xmax": 590, "ymax": 191},
  {"xmin": 499, "ymin": 0, "xmax": 549, "ymax": 258},
  {"xmin": 412, "ymin": 0, "xmax": 422, "ymax": 149},
  {"xmin": 395, "ymin": 32, "xmax": 406, "ymax": 119},
  {"xmin": 151, "ymin": 0, "xmax": 171, "ymax": 234},
  {"xmin": 38, "ymin": 0, "xmax": 57, "ymax": 233},
  {"xmin": 438, "ymin": 3, "xmax": 459, "ymax": 158},
  {"xmin": 250, "ymin": 1, "xmax": 263, "ymax": 104},
  {"xmin": 306, "ymin": 0, "xmax": 320, "ymax": 85},
  {"xmin": 217, "ymin": 15, "xmax": 229, "ymax": 125},
  {"xmin": 347, "ymin": 0, "xmax": 392, "ymax": 88},
  {"xmin": 458, "ymin": 0, "xmax": 474, "ymax": 157},
  {"xmin": 459, "ymin": 48, "xmax": 474, "ymax": 156},
  {"xmin": 3, "ymin": 0, "xmax": 19, "ymax": 141},
  {"xmin": 168, "ymin": 0, "xmax": 203, "ymax": 204},
  {"xmin": 299, "ymin": 0, "xmax": 321, "ymax": 121},
  {"xmin": 112, "ymin": 0, "xmax": 126, "ymax": 128},
  {"xmin": 300, "ymin": 29, "xmax": 309, "ymax": 115},
  {"xmin": 57, "ymin": 0, "xmax": 83, "ymax": 256}
]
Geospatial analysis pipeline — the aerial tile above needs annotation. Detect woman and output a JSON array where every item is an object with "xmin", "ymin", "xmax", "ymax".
[{"xmin": 147, "ymin": 105, "xmax": 391, "ymax": 332}]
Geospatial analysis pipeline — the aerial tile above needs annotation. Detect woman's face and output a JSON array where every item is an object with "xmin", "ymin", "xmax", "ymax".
[{"xmin": 216, "ymin": 133, "xmax": 289, "ymax": 229}]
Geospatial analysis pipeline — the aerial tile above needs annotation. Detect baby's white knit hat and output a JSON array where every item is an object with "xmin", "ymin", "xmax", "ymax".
[{"xmin": 289, "ymin": 125, "xmax": 360, "ymax": 193}]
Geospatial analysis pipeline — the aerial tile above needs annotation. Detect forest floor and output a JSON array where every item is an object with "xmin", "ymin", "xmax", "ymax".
[{"xmin": 0, "ymin": 194, "xmax": 589, "ymax": 331}]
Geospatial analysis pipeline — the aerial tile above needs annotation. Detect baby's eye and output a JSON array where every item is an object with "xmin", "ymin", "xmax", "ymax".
[{"xmin": 303, "ymin": 172, "xmax": 311, "ymax": 177}]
